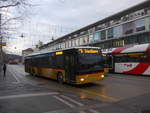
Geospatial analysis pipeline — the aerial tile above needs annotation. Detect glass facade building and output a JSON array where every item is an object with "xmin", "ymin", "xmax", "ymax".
[{"xmin": 39, "ymin": 1, "xmax": 150, "ymax": 51}]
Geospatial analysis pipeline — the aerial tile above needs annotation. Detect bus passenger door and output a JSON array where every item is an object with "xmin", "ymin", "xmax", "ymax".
[{"xmin": 65, "ymin": 55, "xmax": 75, "ymax": 83}]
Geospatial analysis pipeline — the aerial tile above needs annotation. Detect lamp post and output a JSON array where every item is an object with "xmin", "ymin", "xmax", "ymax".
[
  {"xmin": 0, "ymin": 13, "xmax": 3, "ymax": 71},
  {"xmin": 0, "ymin": 13, "xmax": 4, "ymax": 65},
  {"xmin": 0, "ymin": 13, "xmax": 2, "ymax": 53},
  {"xmin": 0, "ymin": 13, "xmax": 2, "ymax": 57}
]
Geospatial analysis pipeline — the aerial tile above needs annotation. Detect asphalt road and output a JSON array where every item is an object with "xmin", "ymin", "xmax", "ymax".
[{"xmin": 0, "ymin": 64, "xmax": 150, "ymax": 113}]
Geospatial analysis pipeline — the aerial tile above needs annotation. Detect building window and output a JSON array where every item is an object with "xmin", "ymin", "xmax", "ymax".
[
  {"xmin": 74, "ymin": 39, "xmax": 76, "ymax": 46},
  {"xmin": 135, "ymin": 18, "xmax": 145, "ymax": 32},
  {"xmin": 65, "ymin": 42, "xmax": 67, "ymax": 48},
  {"xmin": 104, "ymin": 41, "xmax": 113, "ymax": 48},
  {"xmin": 101, "ymin": 30, "xmax": 106, "ymax": 40},
  {"xmin": 62, "ymin": 43, "xmax": 65, "ymax": 49},
  {"xmin": 145, "ymin": 16, "xmax": 150, "ymax": 30},
  {"xmin": 75, "ymin": 39, "xmax": 77, "ymax": 46},
  {"xmin": 93, "ymin": 31, "xmax": 101, "ymax": 42},
  {"xmin": 76, "ymin": 38, "xmax": 79, "ymax": 46},
  {"xmin": 78, "ymin": 38, "xmax": 80, "ymax": 46},
  {"xmin": 113, "ymin": 25, "xmax": 123, "ymax": 38},
  {"xmin": 107, "ymin": 28, "xmax": 114, "ymax": 39},
  {"xmin": 124, "ymin": 37, "xmax": 138, "ymax": 45},
  {"xmin": 65, "ymin": 41, "xmax": 69, "ymax": 48},
  {"xmin": 138, "ymin": 34, "xmax": 150, "ymax": 44},
  {"xmin": 83, "ymin": 37, "xmax": 86, "ymax": 44},
  {"xmin": 99, "ymin": 44, "xmax": 104, "ymax": 49},
  {"xmin": 72, "ymin": 40, "xmax": 74, "ymax": 47},
  {"xmin": 69, "ymin": 40, "xmax": 71, "ymax": 47},
  {"xmin": 59, "ymin": 44, "xmax": 61, "ymax": 49},
  {"xmin": 149, "ymin": 17, "xmax": 150, "ymax": 29},
  {"xmin": 80, "ymin": 37, "xmax": 83, "ymax": 45},
  {"xmin": 83, "ymin": 36, "xmax": 89, "ymax": 44},
  {"xmin": 80, "ymin": 35, "xmax": 89, "ymax": 44},
  {"xmin": 123, "ymin": 22, "xmax": 134, "ymax": 35},
  {"xmin": 113, "ymin": 40, "xmax": 124, "ymax": 47},
  {"xmin": 89, "ymin": 34, "xmax": 94, "ymax": 43}
]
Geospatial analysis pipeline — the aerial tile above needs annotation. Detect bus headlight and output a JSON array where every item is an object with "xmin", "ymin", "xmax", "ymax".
[
  {"xmin": 80, "ymin": 78, "xmax": 85, "ymax": 81},
  {"xmin": 101, "ymin": 75, "xmax": 104, "ymax": 78}
]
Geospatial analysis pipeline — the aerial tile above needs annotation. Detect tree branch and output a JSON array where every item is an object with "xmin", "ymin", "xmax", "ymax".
[
  {"xmin": 0, "ymin": 2, "xmax": 20, "ymax": 9},
  {"xmin": 1, "ymin": 16, "xmax": 21, "ymax": 26}
]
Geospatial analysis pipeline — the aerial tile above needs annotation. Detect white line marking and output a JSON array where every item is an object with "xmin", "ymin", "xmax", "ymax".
[
  {"xmin": 0, "ymin": 92, "xmax": 59, "ymax": 100},
  {"xmin": 89, "ymin": 109, "xmax": 100, "ymax": 113},
  {"xmin": 60, "ymin": 95, "xmax": 84, "ymax": 106},
  {"xmin": 53, "ymin": 96, "xmax": 75, "ymax": 108},
  {"xmin": 43, "ymin": 109, "xmax": 72, "ymax": 113},
  {"xmin": 9, "ymin": 69, "xmax": 20, "ymax": 83},
  {"xmin": 61, "ymin": 95, "xmax": 84, "ymax": 106},
  {"xmin": 79, "ymin": 111, "xmax": 86, "ymax": 113}
]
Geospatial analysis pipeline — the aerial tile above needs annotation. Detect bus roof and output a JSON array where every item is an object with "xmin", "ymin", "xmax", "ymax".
[
  {"xmin": 102, "ymin": 43, "xmax": 150, "ymax": 54},
  {"xmin": 26, "ymin": 46, "xmax": 101, "ymax": 57}
]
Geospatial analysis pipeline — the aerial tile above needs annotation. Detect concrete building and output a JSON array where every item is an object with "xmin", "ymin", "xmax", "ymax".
[
  {"xmin": 22, "ymin": 48, "xmax": 34, "ymax": 56},
  {"xmin": 22, "ymin": 48, "xmax": 34, "ymax": 63},
  {"xmin": 39, "ymin": 1, "xmax": 150, "ymax": 51}
]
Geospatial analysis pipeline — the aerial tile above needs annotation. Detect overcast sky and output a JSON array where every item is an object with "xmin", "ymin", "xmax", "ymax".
[{"xmin": 5, "ymin": 0, "xmax": 146, "ymax": 55}]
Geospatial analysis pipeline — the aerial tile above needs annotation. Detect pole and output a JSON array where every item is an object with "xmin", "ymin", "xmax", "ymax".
[
  {"xmin": 0, "ymin": 13, "xmax": 2, "ymax": 53},
  {"xmin": 0, "ymin": 13, "xmax": 3, "ymax": 63},
  {"xmin": 0, "ymin": 13, "xmax": 3, "ymax": 73},
  {"xmin": 0, "ymin": 13, "xmax": 2, "ymax": 55}
]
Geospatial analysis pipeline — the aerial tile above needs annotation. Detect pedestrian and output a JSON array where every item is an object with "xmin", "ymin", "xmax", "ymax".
[{"xmin": 3, "ymin": 63, "xmax": 7, "ymax": 80}]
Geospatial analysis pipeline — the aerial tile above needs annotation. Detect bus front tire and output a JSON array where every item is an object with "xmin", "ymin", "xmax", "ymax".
[{"xmin": 57, "ymin": 73, "xmax": 64, "ymax": 84}]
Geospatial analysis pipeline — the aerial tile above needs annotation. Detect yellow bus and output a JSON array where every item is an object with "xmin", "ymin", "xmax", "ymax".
[{"xmin": 24, "ymin": 47, "xmax": 105, "ymax": 85}]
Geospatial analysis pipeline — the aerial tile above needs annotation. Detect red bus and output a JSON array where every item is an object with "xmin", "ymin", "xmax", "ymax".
[{"xmin": 103, "ymin": 43, "xmax": 150, "ymax": 75}]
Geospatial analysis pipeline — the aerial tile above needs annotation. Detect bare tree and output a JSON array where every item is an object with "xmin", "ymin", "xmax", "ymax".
[
  {"xmin": 0, "ymin": 0, "xmax": 32, "ymax": 67},
  {"xmin": 0, "ymin": 0, "xmax": 33, "ymax": 40},
  {"xmin": 0, "ymin": 0, "xmax": 32, "ymax": 28}
]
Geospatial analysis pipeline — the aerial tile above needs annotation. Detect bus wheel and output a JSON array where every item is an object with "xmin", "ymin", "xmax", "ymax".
[{"xmin": 57, "ymin": 73, "xmax": 64, "ymax": 84}]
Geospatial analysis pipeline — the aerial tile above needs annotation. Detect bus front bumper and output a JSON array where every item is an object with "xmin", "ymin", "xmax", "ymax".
[{"xmin": 75, "ymin": 72, "xmax": 105, "ymax": 85}]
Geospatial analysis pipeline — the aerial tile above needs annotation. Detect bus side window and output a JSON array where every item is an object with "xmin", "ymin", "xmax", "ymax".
[
  {"xmin": 49, "ymin": 57, "xmax": 53, "ymax": 68},
  {"xmin": 51, "ymin": 56, "xmax": 56, "ymax": 68},
  {"xmin": 115, "ymin": 56, "xmax": 121, "ymax": 63},
  {"xmin": 54, "ymin": 56, "xmax": 64, "ymax": 69},
  {"xmin": 58, "ymin": 56, "xmax": 64, "ymax": 68},
  {"xmin": 65, "ymin": 56, "xmax": 74, "ymax": 66},
  {"xmin": 70, "ymin": 56, "xmax": 74, "ymax": 66}
]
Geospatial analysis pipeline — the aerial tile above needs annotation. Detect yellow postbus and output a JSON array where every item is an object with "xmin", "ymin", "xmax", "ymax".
[{"xmin": 24, "ymin": 47, "xmax": 105, "ymax": 85}]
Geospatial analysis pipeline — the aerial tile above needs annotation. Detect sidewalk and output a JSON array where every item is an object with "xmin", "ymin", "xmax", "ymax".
[
  {"xmin": 0, "ymin": 69, "xmax": 20, "ymax": 96},
  {"xmin": 0, "ymin": 69, "xmax": 17, "ymax": 83},
  {"xmin": 0, "ymin": 66, "xmax": 56, "ymax": 97}
]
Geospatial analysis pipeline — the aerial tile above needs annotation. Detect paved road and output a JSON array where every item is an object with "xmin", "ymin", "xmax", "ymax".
[{"xmin": 0, "ymin": 65, "xmax": 150, "ymax": 113}]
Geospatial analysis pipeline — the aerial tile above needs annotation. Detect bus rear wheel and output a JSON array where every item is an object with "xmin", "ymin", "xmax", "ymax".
[{"xmin": 57, "ymin": 73, "xmax": 64, "ymax": 84}]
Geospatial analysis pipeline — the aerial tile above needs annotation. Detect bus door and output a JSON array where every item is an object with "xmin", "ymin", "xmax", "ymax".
[
  {"xmin": 109, "ymin": 55, "xmax": 114, "ymax": 72},
  {"xmin": 106, "ymin": 55, "xmax": 114, "ymax": 72},
  {"xmin": 64, "ymin": 55, "xmax": 75, "ymax": 83}
]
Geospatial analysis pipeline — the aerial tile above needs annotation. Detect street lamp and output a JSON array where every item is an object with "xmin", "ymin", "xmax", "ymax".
[{"xmin": 20, "ymin": 33, "xmax": 24, "ymax": 38}]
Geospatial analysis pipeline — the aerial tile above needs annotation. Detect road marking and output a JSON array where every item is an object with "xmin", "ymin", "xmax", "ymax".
[
  {"xmin": 77, "ymin": 88, "xmax": 119, "ymax": 102},
  {"xmin": 53, "ymin": 96, "xmax": 75, "ymax": 108},
  {"xmin": 44, "ymin": 109, "xmax": 100, "ymax": 113},
  {"xmin": 8, "ymin": 69, "xmax": 20, "ymax": 83},
  {"xmin": 0, "ymin": 92, "xmax": 59, "ymax": 100},
  {"xmin": 8, "ymin": 65, "xmax": 118, "ymax": 102},
  {"xmin": 14, "ymin": 67, "xmax": 26, "ymax": 76},
  {"xmin": 60, "ymin": 95, "xmax": 84, "ymax": 106},
  {"xmin": 43, "ymin": 109, "xmax": 73, "ymax": 113},
  {"xmin": 79, "ymin": 111, "xmax": 86, "ymax": 113},
  {"xmin": 89, "ymin": 109, "xmax": 100, "ymax": 113}
]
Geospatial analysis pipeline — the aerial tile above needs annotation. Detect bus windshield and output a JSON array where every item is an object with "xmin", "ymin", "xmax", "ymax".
[
  {"xmin": 78, "ymin": 53, "xmax": 103, "ymax": 65},
  {"xmin": 77, "ymin": 52, "xmax": 104, "ymax": 74}
]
